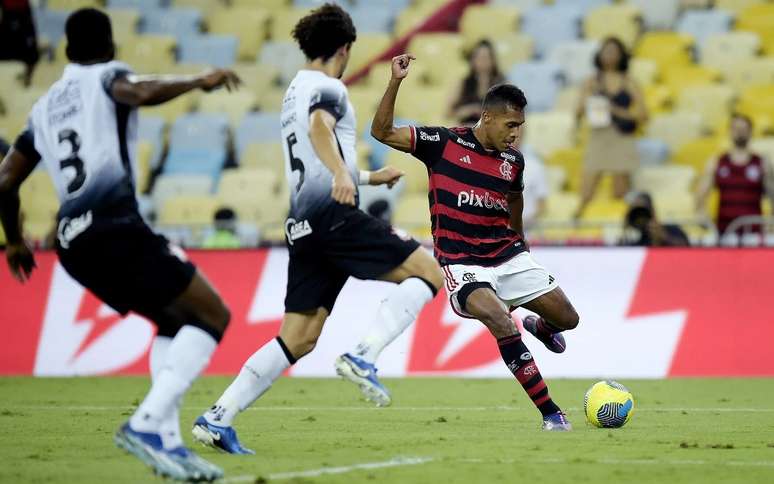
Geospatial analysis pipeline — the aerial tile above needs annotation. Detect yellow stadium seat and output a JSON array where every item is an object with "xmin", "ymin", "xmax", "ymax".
[
  {"xmin": 270, "ymin": 8, "xmax": 309, "ymax": 41},
  {"xmin": 702, "ymin": 31, "xmax": 760, "ymax": 69},
  {"xmin": 159, "ymin": 195, "xmax": 219, "ymax": 226},
  {"xmin": 395, "ymin": 2, "xmax": 444, "ymax": 37},
  {"xmin": 720, "ymin": 58, "xmax": 774, "ymax": 91},
  {"xmin": 661, "ymin": 65, "xmax": 720, "ymax": 95},
  {"xmin": 218, "ymin": 190, "xmax": 289, "ymax": 226},
  {"xmin": 348, "ymin": 34, "xmax": 392, "ymax": 75},
  {"xmin": 584, "ymin": 4, "xmax": 642, "ymax": 49},
  {"xmin": 0, "ymin": 112, "xmax": 27, "ymax": 139},
  {"xmin": 635, "ymin": 32, "xmax": 693, "ymax": 71},
  {"xmin": 543, "ymin": 192, "xmax": 580, "ymax": 223},
  {"xmin": 546, "ymin": 147, "xmax": 583, "ymax": 192},
  {"xmin": 393, "ymin": 194, "xmax": 431, "ymax": 240},
  {"xmin": 46, "ymin": 0, "xmax": 99, "ymax": 10},
  {"xmin": 20, "ymin": 170, "xmax": 59, "ymax": 242},
  {"xmin": 384, "ymin": 150, "xmax": 428, "ymax": 196},
  {"xmin": 106, "ymin": 9, "xmax": 140, "ymax": 45},
  {"xmin": 136, "ymin": 141, "xmax": 153, "ymax": 193},
  {"xmin": 119, "ymin": 35, "xmax": 176, "ymax": 73},
  {"xmin": 256, "ymin": 86, "xmax": 286, "ymax": 112},
  {"xmin": 652, "ymin": 192, "xmax": 697, "ymax": 221},
  {"xmin": 736, "ymin": 3, "xmax": 774, "ymax": 47},
  {"xmin": 672, "ymin": 137, "xmax": 724, "ymax": 173},
  {"xmin": 646, "ymin": 112, "xmax": 704, "ymax": 150},
  {"xmin": 218, "ymin": 167, "xmax": 280, "ymax": 199},
  {"xmin": 347, "ymin": 85, "xmax": 383, "ymax": 132},
  {"xmin": 240, "ymin": 142, "xmax": 285, "ymax": 179},
  {"xmin": 629, "ymin": 58, "xmax": 659, "ymax": 87},
  {"xmin": 198, "ymin": 90, "xmax": 258, "ymax": 127},
  {"xmin": 737, "ymin": 84, "xmax": 774, "ymax": 135},
  {"xmin": 642, "ymin": 83, "xmax": 673, "ymax": 114},
  {"xmin": 235, "ymin": 63, "xmax": 281, "ymax": 99},
  {"xmin": 715, "ymin": 0, "xmax": 767, "ymax": 14},
  {"xmin": 524, "ymin": 112, "xmax": 576, "ymax": 158},
  {"xmin": 491, "ymin": 33, "xmax": 534, "ymax": 68},
  {"xmin": 554, "ymin": 86, "xmax": 580, "ymax": 114},
  {"xmin": 545, "ymin": 165, "xmax": 567, "ymax": 193},
  {"xmin": 208, "ymin": 8, "xmax": 270, "ymax": 61},
  {"xmin": 30, "ymin": 61, "xmax": 67, "ymax": 90},
  {"xmin": 634, "ymin": 165, "xmax": 696, "ymax": 194},
  {"xmin": 407, "ymin": 34, "xmax": 466, "ymax": 87},
  {"xmin": 0, "ymin": 61, "xmax": 25, "ymax": 91},
  {"xmin": 580, "ymin": 199, "xmax": 628, "ymax": 223},
  {"xmin": 140, "ymin": 96, "xmax": 195, "ymax": 124},
  {"xmin": 173, "ymin": 0, "xmax": 221, "ymax": 16},
  {"xmin": 232, "ymin": 0, "xmax": 287, "ymax": 9},
  {"xmin": 3, "ymin": 88, "xmax": 45, "ymax": 120},
  {"xmin": 459, "ymin": 5, "xmax": 521, "ymax": 49},
  {"xmin": 750, "ymin": 137, "xmax": 774, "ymax": 162},
  {"xmin": 676, "ymin": 84, "xmax": 736, "ymax": 133},
  {"xmin": 395, "ymin": 86, "xmax": 451, "ymax": 122}
]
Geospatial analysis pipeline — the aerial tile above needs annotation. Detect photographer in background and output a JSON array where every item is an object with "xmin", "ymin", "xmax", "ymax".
[{"xmin": 622, "ymin": 192, "xmax": 689, "ymax": 247}]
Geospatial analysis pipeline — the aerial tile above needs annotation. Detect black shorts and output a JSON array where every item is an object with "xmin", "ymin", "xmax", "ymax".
[
  {"xmin": 284, "ymin": 205, "xmax": 420, "ymax": 313},
  {"xmin": 56, "ymin": 212, "xmax": 196, "ymax": 320}
]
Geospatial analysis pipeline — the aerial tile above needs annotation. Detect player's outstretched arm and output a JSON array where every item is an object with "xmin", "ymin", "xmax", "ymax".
[
  {"xmin": 371, "ymin": 54, "xmax": 416, "ymax": 153},
  {"xmin": 111, "ymin": 69, "xmax": 242, "ymax": 107},
  {"xmin": 0, "ymin": 148, "xmax": 38, "ymax": 282}
]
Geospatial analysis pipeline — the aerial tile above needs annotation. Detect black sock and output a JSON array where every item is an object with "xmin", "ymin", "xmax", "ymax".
[{"xmin": 497, "ymin": 333, "xmax": 561, "ymax": 417}]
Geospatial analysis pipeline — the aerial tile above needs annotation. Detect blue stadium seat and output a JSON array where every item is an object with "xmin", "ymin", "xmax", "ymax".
[
  {"xmin": 108, "ymin": 0, "xmax": 165, "ymax": 10},
  {"xmin": 294, "ymin": 0, "xmax": 351, "ymax": 7},
  {"xmin": 491, "ymin": 0, "xmax": 543, "ymax": 13},
  {"xmin": 507, "ymin": 61, "xmax": 564, "ymax": 112},
  {"xmin": 33, "ymin": 9, "xmax": 69, "ymax": 46},
  {"xmin": 235, "ymin": 112, "xmax": 281, "ymax": 157},
  {"xmin": 140, "ymin": 8, "xmax": 202, "ymax": 39},
  {"xmin": 163, "ymin": 149, "xmax": 226, "ymax": 179},
  {"xmin": 553, "ymin": 0, "xmax": 611, "ymax": 14},
  {"xmin": 138, "ymin": 115, "xmax": 166, "ymax": 169},
  {"xmin": 178, "ymin": 35, "xmax": 238, "ymax": 68},
  {"xmin": 350, "ymin": 6, "xmax": 395, "ymax": 34},
  {"xmin": 522, "ymin": 5, "xmax": 583, "ymax": 58},
  {"xmin": 677, "ymin": 9, "xmax": 733, "ymax": 47},
  {"xmin": 258, "ymin": 41, "xmax": 306, "ymax": 85},
  {"xmin": 637, "ymin": 138, "xmax": 671, "ymax": 166},
  {"xmin": 170, "ymin": 113, "xmax": 230, "ymax": 151}
]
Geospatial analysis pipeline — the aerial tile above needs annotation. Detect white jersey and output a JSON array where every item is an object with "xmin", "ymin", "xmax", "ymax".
[
  {"xmin": 280, "ymin": 70, "xmax": 358, "ymax": 221},
  {"xmin": 22, "ymin": 61, "xmax": 139, "ymax": 219}
]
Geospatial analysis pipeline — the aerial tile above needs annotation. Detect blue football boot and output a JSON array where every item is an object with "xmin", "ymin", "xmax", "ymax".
[
  {"xmin": 114, "ymin": 423, "xmax": 189, "ymax": 480},
  {"xmin": 334, "ymin": 353, "xmax": 392, "ymax": 407},
  {"xmin": 542, "ymin": 411, "xmax": 573, "ymax": 431},
  {"xmin": 192, "ymin": 416, "xmax": 255, "ymax": 455}
]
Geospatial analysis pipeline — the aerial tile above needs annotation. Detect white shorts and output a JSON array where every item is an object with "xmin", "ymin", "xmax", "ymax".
[{"xmin": 442, "ymin": 251, "xmax": 557, "ymax": 319}]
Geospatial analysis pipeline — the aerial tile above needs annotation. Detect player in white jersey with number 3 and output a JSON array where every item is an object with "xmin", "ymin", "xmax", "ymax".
[
  {"xmin": 0, "ymin": 9, "xmax": 242, "ymax": 482},
  {"xmin": 192, "ymin": 3, "xmax": 444, "ymax": 454}
]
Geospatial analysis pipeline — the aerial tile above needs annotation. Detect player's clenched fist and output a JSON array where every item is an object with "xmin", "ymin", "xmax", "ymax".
[
  {"xmin": 198, "ymin": 69, "xmax": 242, "ymax": 92},
  {"xmin": 391, "ymin": 54, "xmax": 416, "ymax": 80},
  {"xmin": 332, "ymin": 169, "xmax": 357, "ymax": 206}
]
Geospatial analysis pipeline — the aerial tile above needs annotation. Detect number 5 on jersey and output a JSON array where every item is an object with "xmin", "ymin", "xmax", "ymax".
[{"xmin": 286, "ymin": 133, "xmax": 305, "ymax": 191}]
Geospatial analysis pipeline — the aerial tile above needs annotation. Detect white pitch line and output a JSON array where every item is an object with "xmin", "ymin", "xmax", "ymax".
[
  {"xmin": 462, "ymin": 457, "xmax": 774, "ymax": 468},
  {"xmin": 16, "ymin": 405, "xmax": 774, "ymax": 413},
  {"xmin": 221, "ymin": 456, "xmax": 434, "ymax": 483}
]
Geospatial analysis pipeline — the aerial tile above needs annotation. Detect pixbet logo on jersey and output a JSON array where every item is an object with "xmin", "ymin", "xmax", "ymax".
[{"xmin": 457, "ymin": 190, "xmax": 508, "ymax": 212}]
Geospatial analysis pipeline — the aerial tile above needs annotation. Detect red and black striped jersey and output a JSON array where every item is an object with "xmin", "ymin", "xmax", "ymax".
[
  {"xmin": 714, "ymin": 152, "xmax": 765, "ymax": 233},
  {"xmin": 409, "ymin": 125, "xmax": 527, "ymax": 267}
]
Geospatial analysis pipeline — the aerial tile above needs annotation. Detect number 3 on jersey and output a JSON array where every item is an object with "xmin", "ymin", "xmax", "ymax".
[
  {"xmin": 286, "ymin": 133, "xmax": 305, "ymax": 191},
  {"xmin": 58, "ymin": 129, "xmax": 86, "ymax": 195}
]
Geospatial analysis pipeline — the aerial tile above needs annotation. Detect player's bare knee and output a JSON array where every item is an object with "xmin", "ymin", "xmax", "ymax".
[{"xmin": 563, "ymin": 307, "xmax": 580, "ymax": 330}]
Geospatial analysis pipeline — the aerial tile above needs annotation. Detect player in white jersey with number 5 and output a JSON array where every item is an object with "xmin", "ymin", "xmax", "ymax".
[
  {"xmin": 193, "ymin": 3, "xmax": 444, "ymax": 454},
  {"xmin": 0, "ymin": 9, "xmax": 242, "ymax": 482}
]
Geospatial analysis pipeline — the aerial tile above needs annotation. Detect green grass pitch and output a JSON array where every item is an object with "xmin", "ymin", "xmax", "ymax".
[{"xmin": 1, "ymin": 377, "xmax": 773, "ymax": 483}]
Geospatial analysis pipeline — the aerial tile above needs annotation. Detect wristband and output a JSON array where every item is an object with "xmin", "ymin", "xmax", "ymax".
[{"xmin": 358, "ymin": 170, "xmax": 371, "ymax": 185}]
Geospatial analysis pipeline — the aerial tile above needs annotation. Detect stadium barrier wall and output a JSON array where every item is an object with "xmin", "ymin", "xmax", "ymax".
[{"xmin": 2, "ymin": 248, "xmax": 773, "ymax": 377}]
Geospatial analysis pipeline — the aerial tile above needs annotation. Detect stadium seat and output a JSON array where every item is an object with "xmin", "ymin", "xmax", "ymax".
[
  {"xmin": 349, "ymin": 5, "xmax": 396, "ymax": 34},
  {"xmin": 737, "ymin": 3, "xmax": 774, "ymax": 55},
  {"xmin": 240, "ymin": 141, "xmax": 285, "ymax": 179},
  {"xmin": 715, "ymin": 0, "xmax": 766, "ymax": 14},
  {"xmin": 217, "ymin": 168, "xmax": 281, "ymax": 198},
  {"xmin": 348, "ymin": 85, "xmax": 385, "ymax": 132},
  {"xmin": 158, "ymin": 195, "xmax": 219, "ymax": 226},
  {"xmin": 383, "ymin": 150, "xmax": 428, "ymax": 196},
  {"xmin": 120, "ymin": 35, "xmax": 176, "ymax": 72},
  {"xmin": 629, "ymin": 58, "xmax": 659, "ymax": 87},
  {"xmin": 661, "ymin": 64, "xmax": 721, "ymax": 95},
  {"xmin": 0, "ymin": 61, "xmax": 25, "ymax": 90},
  {"xmin": 270, "ymin": 8, "xmax": 310, "ymax": 40},
  {"xmin": 642, "ymin": 83, "xmax": 673, "ymax": 114},
  {"xmin": 628, "ymin": 0, "xmax": 679, "ymax": 31},
  {"xmin": 491, "ymin": 0, "xmax": 542, "ymax": 10},
  {"xmin": 394, "ymin": 87, "xmax": 450, "ymax": 123},
  {"xmin": 135, "ymin": 140, "xmax": 153, "ymax": 193},
  {"xmin": 507, "ymin": 61, "xmax": 564, "ymax": 112},
  {"xmin": 554, "ymin": 0, "xmax": 610, "ymax": 12},
  {"xmin": 178, "ymin": 35, "xmax": 238, "ymax": 68},
  {"xmin": 208, "ymin": 8, "xmax": 270, "ymax": 62},
  {"xmin": 583, "ymin": 4, "xmax": 642, "ymax": 49},
  {"xmin": 393, "ymin": 194, "xmax": 431, "ymax": 240},
  {"xmin": 348, "ymin": 34, "xmax": 392, "ymax": 75},
  {"xmin": 636, "ymin": 138, "xmax": 670, "ymax": 166},
  {"xmin": 545, "ymin": 165, "xmax": 567, "ymax": 193},
  {"xmin": 137, "ymin": 115, "xmax": 166, "ymax": 168},
  {"xmin": 152, "ymin": 174, "xmax": 214, "ymax": 207},
  {"xmin": 163, "ymin": 149, "xmax": 226, "ymax": 178},
  {"xmin": 718, "ymin": 58, "xmax": 774, "ymax": 90},
  {"xmin": 106, "ymin": 8, "xmax": 141, "ymax": 45},
  {"xmin": 108, "ymin": 0, "xmax": 164, "ymax": 10},
  {"xmin": 173, "ymin": 0, "xmax": 221, "ymax": 16},
  {"xmin": 459, "ymin": 5, "xmax": 521, "ymax": 49},
  {"xmin": 580, "ymin": 198, "xmax": 628, "ymax": 223},
  {"xmin": 676, "ymin": 9, "xmax": 733, "ymax": 48},
  {"xmin": 140, "ymin": 8, "xmax": 202, "ymax": 40},
  {"xmin": 218, "ymin": 188, "xmax": 289, "ymax": 227},
  {"xmin": 671, "ymin": 137, "xmax": 723, "ymax": 173},
  {"xmin": 633, "ymin": 165, "xmax": 696, "ymax": 194},
  {"xmin": 19, "ymin": 169, "xmax": 59, "ymax": 241},
  {"xmin": 522, "ymin": 5, "xmax": 582, "ymax": 58},
  {"xmin": 394, "ymin": 1, "xmax": 447, "ymax": 37},
  {"xmin": 407, "ymin": 34, "xmax": 466, "ymax": 85},
  {"xmin": 490, "ymin": 33, "xmax": 534, "ymax": 69},
  {"xmin": 652, "ymin": 191, "xmax": 696, "ymax": 220},
  {"xmin": 737, "ymin": 84, "xmax": 774, "ymax": 135},
  {"xmin": 46, "ymin": 0, "xmax": 99, "ymax": 10},
  {"xmin": 235, "ymin": 63, "xmax": 281, "ymax": 101},
  {"xmin": 236, "ymin": 112, "xmax": 282, "ymax": 157},
  {"xmin": 543, "ymin": 192, "xmax": 580, "ymax": 223},
  {"xmin": 635, "ymin": 32, "xmax": 694, "ymax": 71},
  {"xmin": 197, "ymin": 90, "xmax": 258, "ymax": 128},
  {"xmin": 676, "ymin": 84, "xmax": 735, "ymax": 133},
  {"xmin": 259, "ymin": 41, "xmax": 307, "ymax": 85},
  {"xmin": 523, "ymin": 112, "xmax": 576, "ymax": 158},
  {"xmin": 646, "ymin": 112, "xmax": 703, "ymax": 150},
  {"xmin": 170, "ymin": 113, "xmax": 229, "ymax": 153},
  {"xmin": 546, "ymin": 147, "xmax": 583, "ymax": 192},
  {"xmin": 701, "ymin": 31, "xmax": 761, "ymax": 68},
  {"xmin": 139, "ymin": 94, "xmax": 195, "ymax": 124},
  {"xmin": 554, "ymin": 86, "xmax": 580, "ymax": 114},
  {"xmin": 548, "ymin": 40, "xmax": 600, "ymax": 86},
  {"xmin": 750, "ymin": 137, "xmax": 774, "ymax": 164},
  {"xmin": 32, "ymin": 8, "xmax": 69, "ymax": 47}
]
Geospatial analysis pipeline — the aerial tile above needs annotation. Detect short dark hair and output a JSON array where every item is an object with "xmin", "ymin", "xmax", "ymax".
[
  {"xmin": 65, "ymin": 8, "xmax": 115, "ymax": 63},
  {"xmin": 292, "ymin": 3, "xmax": 357, "ymax": 62},
  {"xmin": 594, "ymin": 37, "xmax": 630, "ymax": 73},
  {"xmin": 482, "ymin": 84, "xmax": 527, "ymax": 113},
  {"xmin": 731, "ymin": 112, "xmax": 753, "ymax": 130}
]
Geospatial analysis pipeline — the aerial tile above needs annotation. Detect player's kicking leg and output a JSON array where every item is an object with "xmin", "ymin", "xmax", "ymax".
[
  {"xmin": 462, "ymin": 286, "xmax": 572, "ymax": 431},
  {"xmin": 335, "ymin": 246, "xmax": 443, "ymax": 406},
  {"xmin": 520, "ymin": 287, "xmax": 579, "ymax": 354},
  {"xmin": 192, "ymin": 308, "xmax": 328, "ymax": 454},
  {"xmin": 116, "ymin": 271, "xmax": 230, "ymax": 481}
]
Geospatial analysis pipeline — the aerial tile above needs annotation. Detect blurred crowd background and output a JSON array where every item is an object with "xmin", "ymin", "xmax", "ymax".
[{"xmin": 1, "ymin": 0, "xmax": 773, "ymax": 249}]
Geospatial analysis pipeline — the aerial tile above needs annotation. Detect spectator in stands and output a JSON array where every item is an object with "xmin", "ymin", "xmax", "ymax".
[
  {"xmin": 520, "ymin": 145, "xmax": 549, "ymax": 230},
  {"xmin": 695, "ymin": 114, "xmax": 774, "ymax": 236},
  {"xmin": 0, "ymin": 0, "xmax": 39, "ymax": 86},
  {"xmin": 575, "ymin": 37, "xmax": 647, "ymax": 218},
  {"xmin": 448, "ymin": 39, "xmax": 505, "ymax": 126},
  {"xmin": 621, "ymin": 192, "xmax": 689, "ymax": 247},
  {"xmin": 203, "ymin": 207, "xmax": 241, "ymax": 249}
]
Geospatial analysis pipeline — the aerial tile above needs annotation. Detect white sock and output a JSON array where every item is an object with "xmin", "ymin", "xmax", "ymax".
[
  {"xmin": 204, "ymin": 337, "xmax": 292, "ymax": 427},
  {"xmin": 130, "ymin": 326, "xmax": 217, "ymax": 437},
  {"xmin": 149, "ymin": 335, "xmax": 184, "ymax": 449},
  {"xmin": 354, "ymin": 277, "xmax": 435, "ymax": 364}
]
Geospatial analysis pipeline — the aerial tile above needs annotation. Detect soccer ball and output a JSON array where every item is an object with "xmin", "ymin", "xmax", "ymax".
[{"xmin": 584, "ymin": 380, "xmax": 634, "ymax": 428}]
